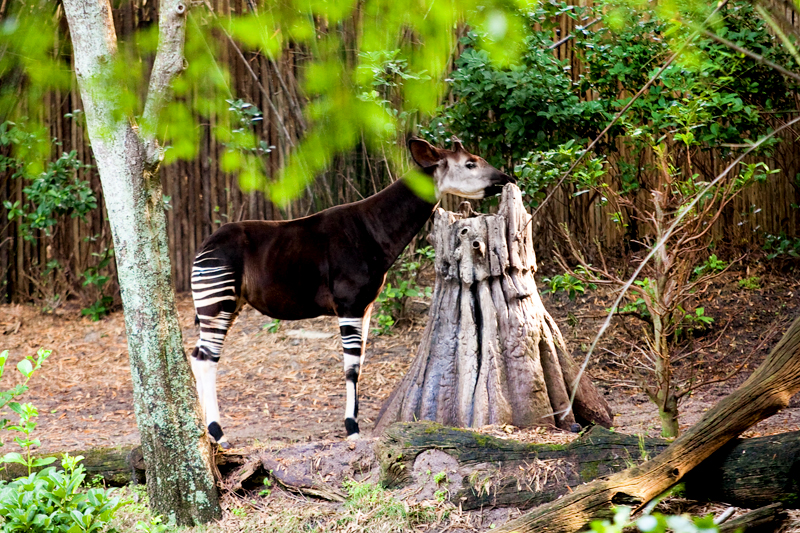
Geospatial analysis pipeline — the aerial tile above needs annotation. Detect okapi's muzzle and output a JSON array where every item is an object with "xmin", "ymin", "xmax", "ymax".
[{"xmin": 483, "ymin": 170, "xmax": 516, "ymax": 197}]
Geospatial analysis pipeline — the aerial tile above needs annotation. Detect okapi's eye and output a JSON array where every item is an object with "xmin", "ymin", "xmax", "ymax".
[{"xmin": 465, "ymin": 161, "xmax": 477, "ymax": 169}]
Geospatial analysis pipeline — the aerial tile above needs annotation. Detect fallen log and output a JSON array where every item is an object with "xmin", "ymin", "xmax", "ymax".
[
  {"xmin": 493, "ymin": 315, "xmax": 800, "ymax": 533},
  {"xmin": 1, "ymin": 438, "xmax": 373, "ymax": 504},
  {"xmin": 376, "ymin": 422, "xmax": 800, "ymax": 511},
  {"xmin": 0, "ymin": 445, "xmax": 148, "ymax": 485},
  {"xmin": 717, "ymin": 503, "xmax": 787, "ymax": 533},
  {"xmin": 10, "ymin": 410, "xmax": 800, "ymax": 513},
  {"xmin": 0, "ymin": 444, "xmax": 248, "ymax": 486}
]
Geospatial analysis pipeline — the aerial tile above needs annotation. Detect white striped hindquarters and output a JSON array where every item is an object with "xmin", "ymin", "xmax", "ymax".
[{"xmin": 191, "ymin": 251, "xmax": 238, "ymax": 362}]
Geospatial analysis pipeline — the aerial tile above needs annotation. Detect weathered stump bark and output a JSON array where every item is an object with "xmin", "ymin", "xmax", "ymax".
[{"xmin": 375, "ymin": 185, "xmax": 612, "ymax": 433}]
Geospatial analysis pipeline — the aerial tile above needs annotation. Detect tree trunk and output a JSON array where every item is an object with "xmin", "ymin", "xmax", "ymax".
[
  {"xmin": 494, "ymin": 315, "xmax": 800, "ymax": 533},
  {"xmin": 61, "ymin": 0, "xmax": 221, "ymax": 525},
  {"xmin": 375, "ymin": 185, "xmax": 612, "ymax": 433},
  {"xmin": 376, "ymin": 422, "xmax": 800, "ymax": 511}
]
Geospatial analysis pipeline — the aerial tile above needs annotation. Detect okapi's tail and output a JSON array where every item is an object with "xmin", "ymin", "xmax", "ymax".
[{"xmin": 195, "ymin": 314, "xmax": 200, "ymax": 326}]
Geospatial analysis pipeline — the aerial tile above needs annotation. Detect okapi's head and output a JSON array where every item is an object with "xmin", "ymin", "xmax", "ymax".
[{"xmin": 408, "ymin": 137, "xmax": 514, "ymax": 200}]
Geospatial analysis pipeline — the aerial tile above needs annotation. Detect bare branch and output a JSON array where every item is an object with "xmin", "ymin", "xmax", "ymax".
[
  {"xmin": 676, "ymin": 318, "xmax": 785, "ymax": 398},
  {"xmin": 548, "ymin": 19, "xmax": 600, "ymax": 50},
  {"xmin": 683, "ymin": 255, "xmax": 744, "ymax": 295},
  {"xmin": 672, "ymin": 319, "xmax": 732, "ymax": 364},
  {"xmin": 701, "ymin": 28, "xmax": 800, "ymax": 84}
]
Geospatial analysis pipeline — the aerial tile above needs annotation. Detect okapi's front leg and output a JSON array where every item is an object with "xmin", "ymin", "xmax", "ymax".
[{"xmin": 338, "ymin": 307, "xmax": 371, "ymax": 439}]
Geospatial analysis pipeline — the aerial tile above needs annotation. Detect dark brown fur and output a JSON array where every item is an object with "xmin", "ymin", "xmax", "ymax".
[{"xmin": 199, "ymin": 178, "xmax": 438, "ymax": 320}]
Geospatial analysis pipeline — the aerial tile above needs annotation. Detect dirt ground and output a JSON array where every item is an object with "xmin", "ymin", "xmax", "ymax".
[
  {"xmin": 1, "ymin": 266, "xmax": 799, "ymax": 454},
  {"xmin": 2, "ymin": 264, "xmax": 800, "ymax": 530}
]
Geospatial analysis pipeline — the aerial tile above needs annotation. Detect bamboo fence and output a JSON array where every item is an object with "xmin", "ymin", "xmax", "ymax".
[{"xmin": 0, "ymin": 0, "xmax": 798, "ymax": 303}]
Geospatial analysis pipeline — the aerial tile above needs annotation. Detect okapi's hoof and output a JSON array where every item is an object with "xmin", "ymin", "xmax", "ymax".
[
  {"xmin": 570, "ymin": 423, "xmax": 582, "ymax": 433},
  {"xmin": 208, "ymin": 421, "xmax": 231, "ymax": 449},
  {"xmin": 346, "ymin": 432, "xmax": 361, "ymax": 441}
]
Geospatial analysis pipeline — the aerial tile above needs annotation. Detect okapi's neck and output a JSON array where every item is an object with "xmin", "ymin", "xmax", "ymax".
[{"xmin": 361, "ymin": 178, "xmax": 437, "ymax": 271}]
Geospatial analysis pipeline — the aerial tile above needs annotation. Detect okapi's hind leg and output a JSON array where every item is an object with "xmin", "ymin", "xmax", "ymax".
[
  {"xmin": 190, "ymin": 251, "xmax": 241, "ymax": 449},
  {"xmin": 338, "ymin": 305, "xmax": 372, "ymax": 440}
]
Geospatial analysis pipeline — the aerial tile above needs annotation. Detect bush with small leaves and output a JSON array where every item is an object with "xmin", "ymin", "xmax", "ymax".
[
  {"xmin": 0, "ymin": 349, "xmax": 130, "ymax": 532},
  {"xmin": 373, "ymin": 246, "xmax": 435, "ymax": 335},
  {"xmin": 589, "ymin": 506, "xmax": 718, "ymax": 533},
  {"xmin": 0, "ymin": 454, "xmax": 126, "ymax": 533}
]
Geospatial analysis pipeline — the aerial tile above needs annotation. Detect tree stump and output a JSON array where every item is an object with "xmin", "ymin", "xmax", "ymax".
[{"xmin": 375, "ymin": 185, "xmax": 612, "ymax": 433}]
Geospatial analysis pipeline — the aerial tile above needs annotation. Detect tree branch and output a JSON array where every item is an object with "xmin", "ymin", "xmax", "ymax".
[
  {"xmin": 701, "ymin": 28, "xmax": 800, "ymax": 84},
  {"xmin": 142, "ymin": 0, "xmax": 189, "ymax": 166}
]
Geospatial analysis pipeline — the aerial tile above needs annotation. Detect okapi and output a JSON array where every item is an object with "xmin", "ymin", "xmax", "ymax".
[{"xmin": 190, "ymin": 137, "xmax": 513, "ymax": 446}]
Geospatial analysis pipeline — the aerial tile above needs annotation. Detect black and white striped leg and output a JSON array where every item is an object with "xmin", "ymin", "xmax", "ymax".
[
  {"xmin": 190, "ymin": 251, "xmax": 239, "ymax": 449},
  {"xmin": 338, "ymin": 309, "xmax": 371, "ymax": 440}
]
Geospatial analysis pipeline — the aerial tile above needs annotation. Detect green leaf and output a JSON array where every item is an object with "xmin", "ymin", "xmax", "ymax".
[
  {"xmin": 17, "ymin": 358, "xmax": 33, "ymax": 378},
  {"xmin": 32, "ymin": 457, "xmax": 57, "ymax": 467},
  {"xmin": 1, "ymin": 452, "xmax": 25, "ymax": 465}
]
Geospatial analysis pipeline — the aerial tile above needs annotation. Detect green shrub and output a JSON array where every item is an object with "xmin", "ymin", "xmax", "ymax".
[
  {"xmin": 589, "ymin": 506, "xmax": 718, "ymax": 533},
  {"xmin": 692, "ymin": 255, "xmax": 728, "ymax": 279},
  {"xmin": 0, "ymin": 454, "xmax": 125, "ymax": 533},
  {"xmin": 763, "ymin": 233, "xmax": 800, "ymax": 260},
  {"xmin": 373, "ymin": 246, "xmax": 435, "ymax": 335},
  {"xmin": 80, "ymin": 246, "xmax": 115, "ymax": 321},
  {"xmin": 738, "ymin": 276, "xmax": 761, "ymax": 290},
  {"xmin": 543, "ymin": 266, "xmax": 597, "ymax": 300},
  {"xmin": 427, "ymin": 0, "xmax": 796, "ymax": 182},
  {"xmin": 0, "ymin": 349, "xmax": 129, "ymax": 532}
]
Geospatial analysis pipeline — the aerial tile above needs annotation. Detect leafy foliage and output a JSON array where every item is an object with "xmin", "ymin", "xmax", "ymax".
[
  {"xmin": 422, "ymin": 4, "xmax": 607, "ymax": 168},
  {"xmin": 80, "ymin": 246, "xmax": 116, "ymax": 321},
  {"xmin": 505, "ymin": 0, "xmax": 796, "ymax": 438},
  {"xmin": 763, "ymin": 232, "xmax": 800, "ymax": 259},
  {"xmin": 542, "ymin": 267, "xmax": 597, "ymax": 300},
  {"xmin": 0, "ymin": 454, "xmax": 126, "ymax": 533},
  {"xmin": 514, "ymin": 140, "xmax": 608, "ymax": 207},
  {"xmin": 0, "ymin": 121, "xmax": 114, "ymax": 312},
  {"xmin": 431, "ymin": 0, "xmax": 796, "ymax": 181},
  {"xmin": 0, "ymin": 349, "xmax": 129, "ymax": 532},
  {"xmin": 691, "ymin": 255, "xmax": 727, "ymax": 280},
  {"xmin": 1, "ymin": 128, "xmax": 95, "ymax": 242},
  {"xmin": 738, "ymin": 276, "xmax": 761, "ymax": 290},
  {"xmin": 0, "ymin": 349, "xmax": 50, "ymax": 445},
  {"xmin": 589, "ymin": 506, "xmax": 718, "ymax": 533}
]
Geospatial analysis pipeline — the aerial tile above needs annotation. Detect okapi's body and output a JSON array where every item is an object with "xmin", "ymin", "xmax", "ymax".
[{"xmin": 190, "ymin": 138, "xmax": 512, "ymax": 446}]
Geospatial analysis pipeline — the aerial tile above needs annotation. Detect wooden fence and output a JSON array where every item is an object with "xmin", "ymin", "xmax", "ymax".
[{"xmin": 1, "ymin": 0, "xmax": 799, "ymax": 304}]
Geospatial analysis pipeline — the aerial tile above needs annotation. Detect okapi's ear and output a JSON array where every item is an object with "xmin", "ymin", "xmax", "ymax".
[{"xmin": 408, "ymin": 137, "xmax": 444, "ymax": 169}]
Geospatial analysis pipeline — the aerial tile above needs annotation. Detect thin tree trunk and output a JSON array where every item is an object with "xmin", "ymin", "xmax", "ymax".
[
  {"xmin": 61, "ymin": 0, "xmax": 220, "ymax": 525},
  {"xmin": 375, "ymin": 185, "xmax": 612, "ymax": 433}
]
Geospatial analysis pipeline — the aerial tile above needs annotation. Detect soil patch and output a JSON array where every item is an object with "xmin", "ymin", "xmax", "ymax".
[{"xmin": 0, "ymin": 267, "xmax": 798, "ymax": 450}]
